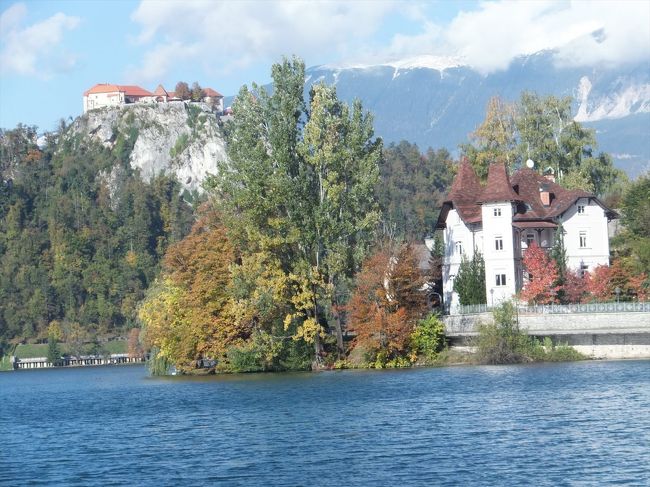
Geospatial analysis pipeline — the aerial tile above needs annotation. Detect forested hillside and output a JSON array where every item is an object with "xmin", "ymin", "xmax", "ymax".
[{"xmin": 0, "ymin": 124, "xmax": 193, "ymax": 353}]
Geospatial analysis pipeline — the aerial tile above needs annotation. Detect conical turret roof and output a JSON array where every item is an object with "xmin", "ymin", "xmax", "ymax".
[{"xmin": 478, "ymin": 162, "xmax": 521, "ymax": 203}]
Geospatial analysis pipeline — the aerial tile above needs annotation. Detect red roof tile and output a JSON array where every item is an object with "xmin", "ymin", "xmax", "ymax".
[
  {"xmin": 118, "ymin": 85, "xmax": 153, "ymax": 97},
  {"xmin": 436, "ymin": 161, "xmax": 616, "ymax": 229},
  {"xmin": 83, "ymin": 84, "xmax": 120, "ymax": 96},
  {"xmin": 478, "ymin": 163, "xmax": 521, "ymax": 203},
  {"xmin": 153, "ymin": 84, "xmax": 168, "ymax": 96},
  {"xmin": 203, "ymin": 87, "xmax": 223, "ymax": 98},
  {"xmin": 83, "ymin": 83, "xmax": 152, "ymax": 97}
]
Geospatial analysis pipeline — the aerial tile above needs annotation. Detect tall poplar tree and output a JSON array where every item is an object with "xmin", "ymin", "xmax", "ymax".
[{"xmin": 214, "ymin": 57, "xmax": 382, "ymax": 365}]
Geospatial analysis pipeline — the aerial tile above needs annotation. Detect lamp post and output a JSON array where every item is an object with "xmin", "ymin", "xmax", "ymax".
[{"xmin": 615, "ymin": 286, "xmax": 621, "ymax": 304}]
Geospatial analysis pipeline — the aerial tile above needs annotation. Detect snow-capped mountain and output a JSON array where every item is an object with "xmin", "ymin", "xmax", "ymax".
[{"xmin": 304, "ymin": 51, "xmax": 650, "ymax": 177}]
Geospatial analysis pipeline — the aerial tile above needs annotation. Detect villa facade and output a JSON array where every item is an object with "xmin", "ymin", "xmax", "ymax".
[{"xmin": 435, "ymin": 160, "xmax": 617, "ymax": 307}]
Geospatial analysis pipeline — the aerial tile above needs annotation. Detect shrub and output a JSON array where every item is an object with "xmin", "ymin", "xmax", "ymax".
[
  {"xmin": 410, "ymin": 313, "xmax": 446, "ymax": 363},
  {"xmin": 475, "ymin": 301, "xmax": 584, "ymax": 364}
]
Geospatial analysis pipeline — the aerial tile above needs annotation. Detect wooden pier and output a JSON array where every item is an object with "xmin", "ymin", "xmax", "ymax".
[{"xmin": 11, "ymin": 353, "xmax": 145, "ymax": 370}]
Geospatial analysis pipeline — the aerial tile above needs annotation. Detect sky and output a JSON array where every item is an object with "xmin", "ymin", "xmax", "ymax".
[{"xmin": 1, "ymin": 0, "xmax": 649, "ymax": 132}]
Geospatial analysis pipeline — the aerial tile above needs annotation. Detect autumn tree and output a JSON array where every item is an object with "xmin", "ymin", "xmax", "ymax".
[
  {"xmin": 139, "ymin": 206, "xmax": 237, "ymax": 371},
  {"xmin": 174, "ymin": 81, "xmax": 191, "ymax": 100},
  {"xmin": 190, "ymin": 82, "xmax": 205, "ymax": 102},
  {"xmin": 348, "ymin": 243, "xmax": 429, "ymax": 364},
  {"xmin": 127, "ymin": 328, "xmax": 143, "ymax": 359},
  {"xmin": 461, "ymin": 96, "xmax": 517, "ymax": 179},
  {"xmin": 521, "ymin": 242, "xmax": 561, "ymax": 304},
  {"xmin": 585, "ymin": 260, "xmax": 648, "ymax": 302},
  {"xmin": 562, "ymin": 269, "xmax": 589, "ymax": 304}
]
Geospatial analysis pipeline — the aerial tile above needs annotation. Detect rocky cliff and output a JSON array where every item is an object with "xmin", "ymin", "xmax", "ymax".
[{"xmin": 69, "ymin": 101, "xmax": 227, "ymax": 192}]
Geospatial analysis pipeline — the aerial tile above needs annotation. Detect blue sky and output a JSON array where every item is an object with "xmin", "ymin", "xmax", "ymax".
[{"xmin": 1, "ymin": 0, "xmax": 648, "ymax": 132}]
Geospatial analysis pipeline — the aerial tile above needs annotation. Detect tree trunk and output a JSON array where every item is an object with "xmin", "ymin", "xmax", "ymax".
[
  {"xmin": 312, "ymin": 332, "xmax": 325, "ymax": 370},
  {"xmin": 331, "ymin": 303, "xmax": 345, "ymax": 359}
]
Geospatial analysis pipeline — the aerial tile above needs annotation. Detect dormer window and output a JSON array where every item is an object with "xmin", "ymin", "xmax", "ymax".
[
  {"xmin": 577, "ymin": 205, "xmax": 585, "ymax": 214},
  {"xmin": 494, "ymin": 208, "xmax": 502, "ymax": 217}
]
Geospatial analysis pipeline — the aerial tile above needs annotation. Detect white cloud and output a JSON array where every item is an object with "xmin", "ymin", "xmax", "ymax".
[
  {"xmin": 388, "ymin": 0, "xmax": 650, "ymax": 73},
  {"xmin": 128, "ymin": 0, "xmax": 398, "ymax": 82},
  {"xmin": 127, "ymin": 0, "xmax": 650, "ymax": 81},
  {"xmin": 0, "ymin": 2, "xmax": 80, "ymax": 78}
]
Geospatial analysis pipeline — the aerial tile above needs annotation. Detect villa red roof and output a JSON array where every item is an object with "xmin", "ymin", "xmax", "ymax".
[
  {"xmin": 435, "ymin": 161, "xmax": 616, "ymax": 229},
  {"xmin": 478, "ymin": 163, "xmax": 521, "ymax": 203}
]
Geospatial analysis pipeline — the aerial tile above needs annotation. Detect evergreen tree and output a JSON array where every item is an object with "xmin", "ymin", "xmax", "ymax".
[{"xmin": 453, "ymin": 252, "xmax": 486, "ymax": 305}]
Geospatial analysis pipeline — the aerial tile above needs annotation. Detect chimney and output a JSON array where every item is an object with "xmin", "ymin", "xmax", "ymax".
[
  {"xmin": 540, "ymin": 190, "xmax": 551, "ymax": 206},
  {"xmin": 539, "ymin": 183, "xmax": 553, "ymax": 206}
]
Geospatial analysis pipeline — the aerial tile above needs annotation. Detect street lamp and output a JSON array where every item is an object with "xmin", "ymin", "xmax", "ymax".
[{"xmin": 615, "ymin": 286, "xmax": 621, "ymax": 303}]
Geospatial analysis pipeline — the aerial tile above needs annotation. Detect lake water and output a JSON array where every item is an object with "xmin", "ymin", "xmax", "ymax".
[{"xmin": 1, "ymin": 361, "xmax": 649, "ymax": 486}]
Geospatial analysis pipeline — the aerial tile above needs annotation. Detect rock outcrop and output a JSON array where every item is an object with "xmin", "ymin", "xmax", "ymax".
[{"xmin": 69, "ymin": 102, "xmax": 227, "ymax": 192}]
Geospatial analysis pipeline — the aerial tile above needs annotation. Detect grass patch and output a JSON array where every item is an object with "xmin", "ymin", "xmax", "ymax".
[
  {"xmin": 13, "ymin": 340, "xmax": 127, "ymax": 359},
  {"xmin": 14, "ymin": 344, "xmax": 49, "ymax": 359}
]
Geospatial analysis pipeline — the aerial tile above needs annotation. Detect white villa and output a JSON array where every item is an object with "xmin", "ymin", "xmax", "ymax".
[
  {"xmin": 435, "ymin": 160, "xmax": 618, "ymax": 307},
  {"xmin": 83, "ymin": 83, "xmax": 224, "ymax": 113}
]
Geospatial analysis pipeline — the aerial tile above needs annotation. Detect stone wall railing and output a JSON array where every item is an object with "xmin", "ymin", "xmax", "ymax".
[{"xmin": 447, "ymin": 301, "xmax": 650, "ymax": 316}]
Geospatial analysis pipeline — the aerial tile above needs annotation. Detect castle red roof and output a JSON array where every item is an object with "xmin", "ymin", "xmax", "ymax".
[
  {"xmin": 203, "ymin": 87, "xmax": 223, "ymax": 98},
  {"xmin": 84, "ymin": 83, "xmax": 152, "ymax": 97},
  {"xmin": 153, "ymin": 84, "xmax": 168, "ymax": 97}
]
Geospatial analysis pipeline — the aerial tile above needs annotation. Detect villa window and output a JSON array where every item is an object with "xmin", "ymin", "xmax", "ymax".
[
  {"xmin": 580, "ymin": 263, "xmax": 589, "ymax": 278},
  {"xmin": 577, "ymin": 205, "xmax": 585, "ymax": 214},
  {"xmin": 526, "ymin": 234, "xmax": 535, "ymax": 247},
  {"xmin": 494, "ymin": 208, "xmax": 502, "ymax": 217},
  {"xmin": 455, "ymin": 241, "xmax": 463, "ymax": 255},
  {"xmin": 495, "ymin": 273, "xmax": 507, "ymax": 286},
  {"xmin": 579, "ymin": 231, "xmax": 588, "ymax": 248},
  {"xmin": 495, "ymin": 236, "xmax": 504, "ymax": 251}
]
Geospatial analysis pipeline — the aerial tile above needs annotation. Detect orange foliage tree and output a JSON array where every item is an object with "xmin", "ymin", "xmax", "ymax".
[
  {"xmin": 347, "ymin": 243, "xmax": 428, "ymax": 362},
  {"xmin": 562, "ymin": 269, "xmax": 589, "ymax": 304},
  {"xmin": 140, "ymin": 205, "xmax": 239, "ymax": 369},
  {"xmin": 585, "ymin": 260, "xmax": 649, "ymax": 302},
  {"xmin": 521, "ymin": 242, "xmax": 561, "ymax": 304}
]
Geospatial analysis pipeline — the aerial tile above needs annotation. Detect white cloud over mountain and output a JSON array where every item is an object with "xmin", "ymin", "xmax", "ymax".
[
  {"xmin": 0, "ymin": 2, "xmax": 80, "ymax": 78},
  {"xmin": 128, "ymin": 0, "xmax": 649, "ymax": 82}
]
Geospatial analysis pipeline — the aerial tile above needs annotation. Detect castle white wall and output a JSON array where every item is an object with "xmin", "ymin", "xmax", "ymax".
[{"xmin": 83, "ymin": 91, "xmax": 125, "ymax": 113}]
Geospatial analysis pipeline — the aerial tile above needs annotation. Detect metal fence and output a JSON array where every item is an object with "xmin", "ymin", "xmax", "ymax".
[{"xmin": 446, "ymin": 301, "xmax": 650, "ymax": 316}]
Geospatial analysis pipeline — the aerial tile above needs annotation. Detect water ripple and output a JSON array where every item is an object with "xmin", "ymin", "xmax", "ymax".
[{"xmin": 1, "ymin": 361, "xmax": 649, "ymax": 485}]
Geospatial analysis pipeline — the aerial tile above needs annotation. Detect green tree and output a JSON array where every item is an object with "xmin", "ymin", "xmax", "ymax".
[
  {"xmin": 47, "ymin": 334, "xmax": 61, "ymax": 366},
  {"xmin": 611, "ymin": 173, "xmax": 650, "ymax": 276},
  {"xmin": 461, "ymin": 91, "xmax": 624, "ymax": 195},
  {"xmin": 453, "ymin": 252, "xmax": 486, "ymax": 305},
  {"xmin": 213, "ymin": 56, "xmax": 382, "ymax": 366},
  {"xmin": 378, "ymin": 141, "xmax": 454, "ymax": 239}
]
